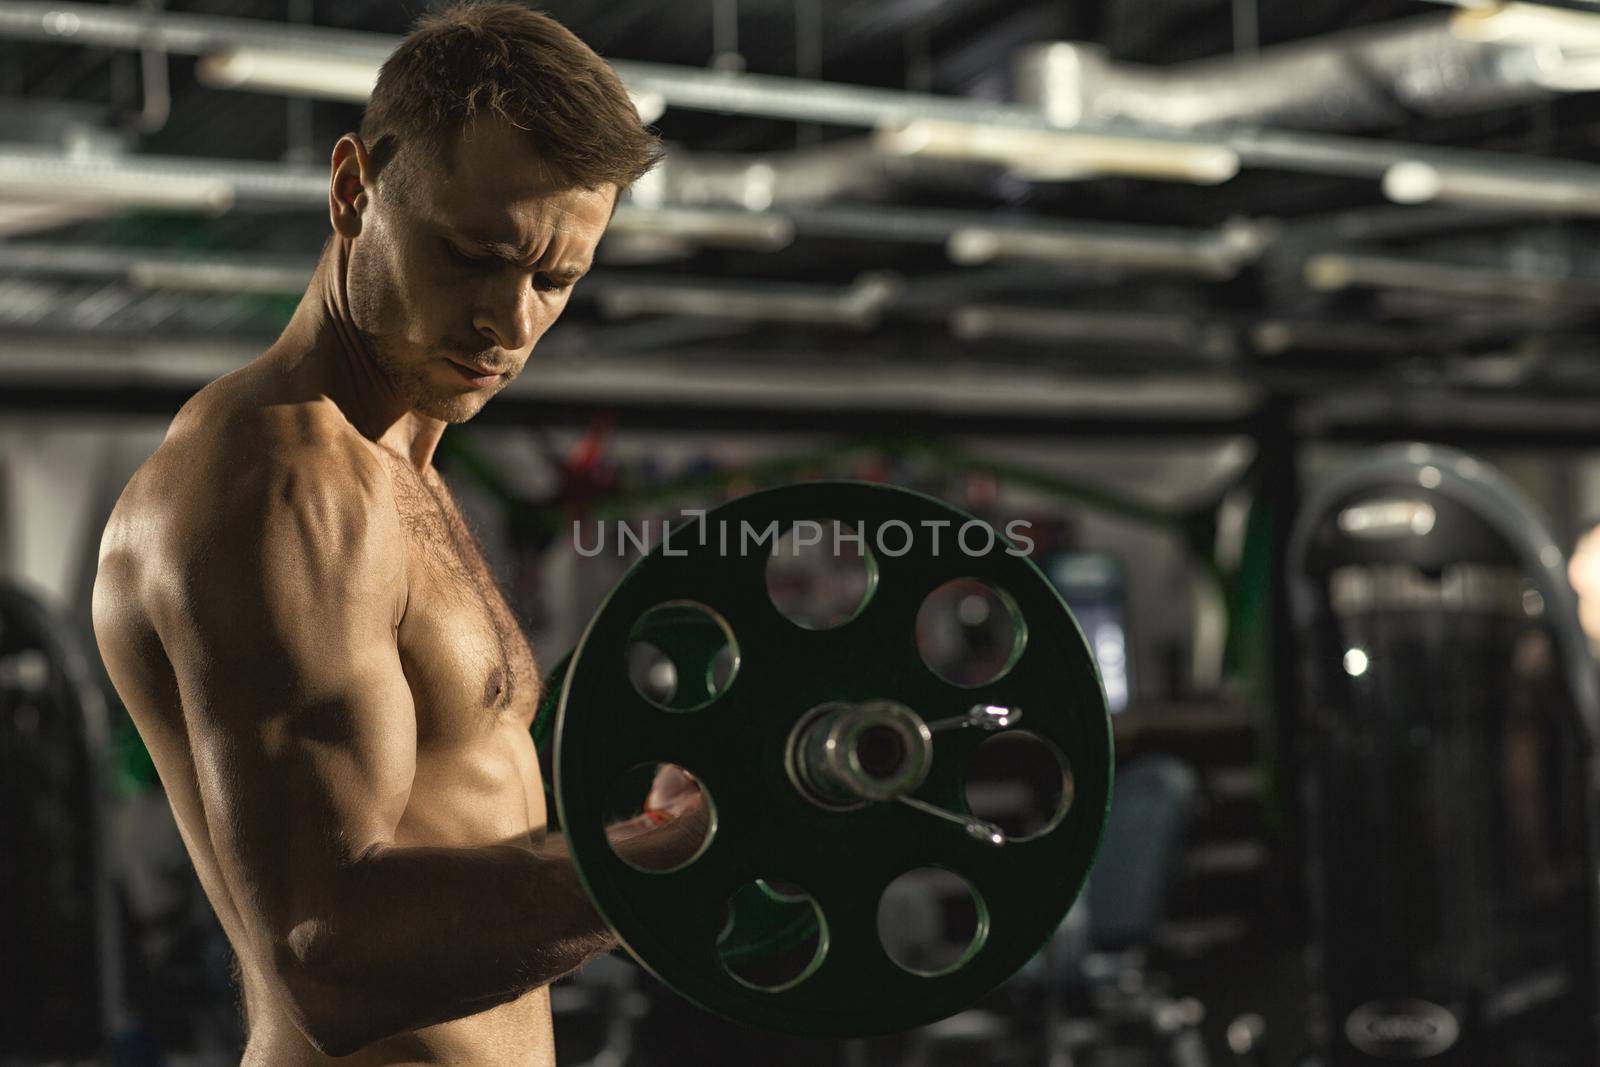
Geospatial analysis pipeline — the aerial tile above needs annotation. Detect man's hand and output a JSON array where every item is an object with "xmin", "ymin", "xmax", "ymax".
[
  {"xmin": 604, "ymin": 765, "xmax": 708, "ymax": 871},
  {"xmin": 645, "ymin": 764, "xmax": 701, "ymax": 817},
  {"xmin": 1571, "ymin": 525, "xmax": 1600, "ymax": 649}
]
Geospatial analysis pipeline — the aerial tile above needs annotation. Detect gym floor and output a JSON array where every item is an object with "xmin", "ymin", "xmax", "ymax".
[{"xmin": 6, "ymin": 1, "xmax": 1600, "ymax": 1065}]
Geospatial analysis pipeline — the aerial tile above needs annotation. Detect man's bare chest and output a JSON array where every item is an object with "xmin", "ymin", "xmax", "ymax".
[{"xmin": 382, "ymin": 456, "xmax": 540, "ymax": 739}]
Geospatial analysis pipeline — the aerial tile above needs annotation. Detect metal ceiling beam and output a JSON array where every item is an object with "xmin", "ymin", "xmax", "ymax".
[
  {"xmin": 1304, "ymin": 251, "xmax": 1600, "ymax": 306},
  {"xmin": 0, "ymin": 143, "xmax": 324, "ymax": 209},
  {"xmin": 0, "ymin": 241, "xmax": 313, "ymax": 293},
  {"xmin": 0, "ymin": 340, "xmax": 1262, "ymax": 428},
  {"xmin": 15, "ymin": 336, "xmax": 1600, "ymax": 447},
  {"xmin": 596, "ymin": 273, "xmax": 899, "ymax": 326},
  {"xmin": 0, "ymin": 145, "xmax": 1280, "ymax": 269},
  {"xmin": 0, "ymin": 2, "xmax": 394, "ymax": 60},
  {"xmin": 1014, "ymin": 14, "xmax": 1562, "ymax": 132},
  {"xmin": 11, "ymin": 1, "xmax": 1600, "ymax": 206},
  {"xmin": 950, "ymin": 305, "xmax": 1237, "ymax": 359},
  {"xmin": 946, "ymin": 218, "xmax": 1267, "ymax": 278}
]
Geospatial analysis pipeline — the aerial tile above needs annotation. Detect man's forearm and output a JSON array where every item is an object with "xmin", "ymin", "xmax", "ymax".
[{"xmin": 283, "ymin": 815, "xmax": 700, "ymax": 1053}]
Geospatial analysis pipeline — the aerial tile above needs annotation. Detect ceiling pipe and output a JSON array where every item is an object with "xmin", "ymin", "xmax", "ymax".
[
  {"xmin": 0, "ymin": 201, "xmax": 110, "ymax": 237},
  {"xmin": 0, "ymin": 3, "xmax": 668, "ymax": 118},
  {"xmin": 1251, "ymin": 318, "xmax": 1472, "ymax": 356},
  {"xmin": 14, "ymin": 0, "xmax": 1600, "ymax": 206},
  {"xmin": 1449, "ymin": 2, "xmax": 1600, "ymax": 51},
  {"xmin": 874, "ymin": 118, "xmax": 1239, "ymax": 184},
  {"xmin": 0, "ymin": 144, "xmax": 1282, "ymax": 272},
  {"xmin": 627, "ymin": 137, "xmax": 903, "ymax": 211},
  {"xmin": 0, "ymin": 340, "xmax": 1261, "ymax": 418},
  {"xmin": 0, "ymin": 241, "xmax": 310, "ymax": 293},
  {"xmin": 1304, "ymin": 250, "xmax": 1600, "ymax": 306},
  {"xmin": 596, "ymin": 273, "xmax": 900, "ymax": 327},
  {"xmin": 1013, "ymin": 15, "xmax": 1563, "ymax": 133},
  {"xmin": 195, "ymin": 45, "xmax": 667, "ymax": 123},
  {"xmin": 950, "ymin": 305, "xmax": 1237, "ymax": 359},
  {"xmin": 1382, "ymin": 158, "xmax": 1600, "ymax": 215},
  {"xmin": 946, "ymin": 218, "xmax": 1270, "ymax": 278},
  {"xmin": 0, "ymin": 145, "xmax": 799, "ymax": 247},
  {"xmin": 15, "ymin": 142, "xmax": 1600, "ymax": 303},
  {"xmin": 0, "ymin": 144, "xmax": 320, "ymax": 209},
  {"xmin": 0, "ymin": 3, "xmax": 392, "ymax": 59},
  {"xmin": 609, "ymin": 204, "xmax": 794, "ymax": 250}
]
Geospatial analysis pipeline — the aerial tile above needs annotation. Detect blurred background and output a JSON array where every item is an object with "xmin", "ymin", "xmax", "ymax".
[{"xmin": 11, "ymin": 0, "xmax": 1600, "ymax": 1064}]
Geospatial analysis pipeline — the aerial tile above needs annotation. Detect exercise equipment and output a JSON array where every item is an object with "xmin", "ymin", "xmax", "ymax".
[
  {"xmin": 1289, "ymin": 444, "xmax": 1600, "ymax": 1065},
  {"xmin": 534, "ymin": 481, "xmax": 1113, "ymax": 1037},
  {"xmin": 0, "ymin": 581, "xmax": 125, "ymax": 1058}
]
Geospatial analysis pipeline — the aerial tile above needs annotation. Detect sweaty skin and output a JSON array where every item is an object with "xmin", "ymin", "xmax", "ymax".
[{"xmin": 91, "ymin": 117, "xmax": 704, "ymax": 1064}]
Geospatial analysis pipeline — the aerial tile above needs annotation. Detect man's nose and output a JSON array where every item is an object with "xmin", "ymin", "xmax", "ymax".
[{"xmin": 473, "ymin": 275, "xmax": 540, "ymax": 352}]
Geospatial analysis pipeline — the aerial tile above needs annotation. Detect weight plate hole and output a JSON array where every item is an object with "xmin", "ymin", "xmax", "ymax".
[
  {"xmin": 878, "ymin": 868, "xmax": 987, "ymax": 977},
  {"xmin": 766, "ymin": 519, "xmax": 877, "ymax": 630},
  {"xmin": 625, "ymin": 601, "xmax": 739, "ymax": 712},
  {"xmin": 717, "ymin": 878, "xmax": 828, "ymax": 992},
  {"xmin": 626, "ymin": 641, "xmax": 676, "ymax": 705},
  {"xmin": 604, "ymin": 762, "xmax": 715, "ymax": 873},
  {"xmin": 854, "ymin": 724, "xmax": 908, "ymax": 781},
  {"xmin": 916, "ymin": 579, "xmax": 1027, "ymax": 688},
  {"xmin": 964, "ymin": 730, "xmax": 1075, "ymax": 842}
]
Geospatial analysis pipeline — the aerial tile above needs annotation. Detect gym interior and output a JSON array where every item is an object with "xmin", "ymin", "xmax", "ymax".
[{"xmin": 7, "ymin": 0, "xmax": 1600, "ymax": 1064}]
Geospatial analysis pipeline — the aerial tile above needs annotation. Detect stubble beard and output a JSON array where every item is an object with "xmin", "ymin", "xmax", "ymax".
[
  {"xmin": 347, "ymin": 263, "xmax": 492, "ymax": 424},
  {"xmin": 358, "ymin": 326, "xmax": 490, "ymax": 424}
]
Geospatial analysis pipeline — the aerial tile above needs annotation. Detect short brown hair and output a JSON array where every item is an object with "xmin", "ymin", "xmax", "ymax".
[{"xmin": 360, "ymin": 2, "xmax": 663, "ymax": 197}]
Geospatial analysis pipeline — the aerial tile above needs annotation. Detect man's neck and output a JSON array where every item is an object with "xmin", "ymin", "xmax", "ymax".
[{"xmin": 270, "ymin": 238, "xmax": 445, "ymax": 471}]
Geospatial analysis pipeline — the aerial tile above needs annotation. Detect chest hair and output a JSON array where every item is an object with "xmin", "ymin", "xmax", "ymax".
[{"xmin": 380, "ymin": 451, "xmax": 533, "ymax": 713}]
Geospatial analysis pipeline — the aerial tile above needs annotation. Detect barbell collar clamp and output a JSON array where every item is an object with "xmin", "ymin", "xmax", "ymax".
[
  {"xmin": 897, "ymin": 795, "xmax": 1007, "ymax": 847},
  {"xmin": 787, "ymin": 699, "xmax": 934, "ymax": 809},
  {"xmin": 927, "ymin": 703, "xmax": 1023, "ymax": 733}
]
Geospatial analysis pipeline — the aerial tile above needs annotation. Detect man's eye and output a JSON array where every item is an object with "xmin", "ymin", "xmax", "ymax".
[
  {"xmin": 447, "ymin": 244, "xmax": 488, "ymax": 267},
  {"xmin": 534, "ymin": 274, "xmax": 568, "ymax": 293}
]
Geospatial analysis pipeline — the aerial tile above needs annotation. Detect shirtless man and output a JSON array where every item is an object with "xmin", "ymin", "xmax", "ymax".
[{"xmin": 90, "ymin": 4, "xmax": 704, "ymax": 1062}]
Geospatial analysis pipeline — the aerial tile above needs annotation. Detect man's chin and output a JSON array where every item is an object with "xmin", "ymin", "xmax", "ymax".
[{"xmin": 413, "ymin": 390, "xmax": 493, "ymax": 424}]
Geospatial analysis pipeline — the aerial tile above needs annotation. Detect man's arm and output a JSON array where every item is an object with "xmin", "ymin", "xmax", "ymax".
[{"xmin": 159, "ymin": 445, "xmax": 700, "ymax": 1055}]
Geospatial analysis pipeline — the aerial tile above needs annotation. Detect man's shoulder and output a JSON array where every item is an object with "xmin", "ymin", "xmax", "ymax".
[
  {"xmin": 120, "ymin": 381, "xmax": 398, "ymax": 566},
  {"xmin": 210, "ymin": 374, "xmax": 387, "ymax": 485},
  {"xmin": 96, "ymin": 368, "xmax": 410, "ymax": 666}
]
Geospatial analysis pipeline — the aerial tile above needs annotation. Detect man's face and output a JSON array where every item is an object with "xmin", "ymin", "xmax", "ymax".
[{"xmin": 345, "ymin": 117, "xmax": 616, "ymax": 423}]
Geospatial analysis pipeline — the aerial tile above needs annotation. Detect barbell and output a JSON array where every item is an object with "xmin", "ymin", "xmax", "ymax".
[{"xmin": 532, "ymin": 480, "xmax": 1113, "ymax": 1037}]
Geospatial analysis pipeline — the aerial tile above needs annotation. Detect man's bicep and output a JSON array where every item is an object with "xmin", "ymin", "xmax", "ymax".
[
  {"xmin": 182, "ymin": 648, "xmax": 415, "ymax": 1002},
  {"xmin": 184, "ymin": 637, "xmax": 417, "ymax": 862},
  {"xmin": 171, "ymin": 458, "xmax": 415, "ymax": 948}
]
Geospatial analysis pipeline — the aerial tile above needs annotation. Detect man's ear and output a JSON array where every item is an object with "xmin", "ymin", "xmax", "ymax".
[{"xmin": 329, "ymin": 133, "xmax": 375, "ymax": 239}]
